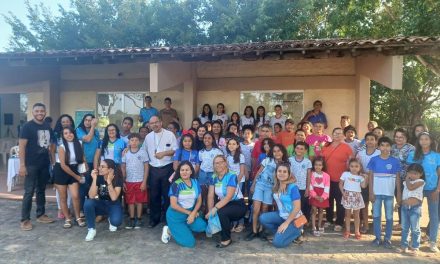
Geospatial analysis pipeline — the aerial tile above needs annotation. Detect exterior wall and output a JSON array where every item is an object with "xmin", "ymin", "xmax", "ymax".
[
  {"xmin": 26, "ymin": 92, "xmax": 44, "ymax": 121},
  {"xmin": 0, "ymin": 94, "xmax": 21, "ymax": 138}
]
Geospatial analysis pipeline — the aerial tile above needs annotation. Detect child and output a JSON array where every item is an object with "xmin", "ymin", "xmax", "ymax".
[
  {"xmin": 368, "ymin": 137, "xmax": 401, "ymax": 249},
  {"xmin": 240, "ymin": 125, "xmax": 255, "ymax": 217},
  {"xmin": 344, "ymin": 125, "xmax": 361, "ymax": 155},
  {"xmin": 241, "ymin": 106, "xmax": 255, "ymax": 129},
  {"xmin": 287, "ymin": 129, "xmax": 315, "ymax": 158},
  {"xmin": 398, "ymin": 163, "xmax": 425, "ymax": 256},
  {"xmin": 258, "ymin": 138, "xmax": 275, "ymax": 163},
  {"xmin": 288, "ymin": 142, "xmax": 312, "ymax": 221},
  {"xmin": 228, "ymin": 112, "xmax": 241, "ymax": 128},
  {"xmin": 199, "ymin": 104, "xmax": 213, "ymax": 124},
  {"xmin": 121, "ymin": 133, "xmax": 149, "ymax": 229},
  {"xmin": 355, "ymin": 132, "xmax": 380, "ymax": 234},
  {"xmin": 255, "ymin": 106, "xmax": 269, "ymax": 129},
  {"xmin": 212, "ymin": 103, "xmax": 228, "ymax": 130},
  {"xmin": 226, "ymin": 137, "xmax": 247, "ymax": 232},
  {"xmin": 339, "ymin": 159, "xmax": 367, "ymax": 239},
  {"xmin": 309, "ymin": 157, "xmax": 330, "ymax": 236},
  {"xmin": 173, "ymin": 134, "xmax": 200, "ymax": 174},
  {"xmin": 245, "ymin": 144, "xmax": 289, "ymax": 241},
  {"xmin": 273, "ymin": 123, "xmax": 282, "ymax": 137}
]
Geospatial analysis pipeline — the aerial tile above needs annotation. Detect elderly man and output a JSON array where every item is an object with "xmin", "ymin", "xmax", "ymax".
[{"xmin": 142, "ymin": 116, "xmax": 177, "ymax": 228}]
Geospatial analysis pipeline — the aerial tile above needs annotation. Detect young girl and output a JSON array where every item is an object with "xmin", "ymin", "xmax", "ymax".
[
  {"xmin": 93, "ymin": 124, "xmax": 126, "ymax": 169},
  {"xmin": 212, "ymin": 120, "xmax": 226, "ymax": 151},
  {"xmin": 173, "ymin": 134, "xmax": 200, "ymax": 174},
  {"xmin": 229, "ymin": 112, "xmax": 241, "ymax": 128},
  {"xmin": 195, "ymin": 126, "xmax": 207, "ymax": 151},
  {"xmin": 259, "ymin": 163, "xmax": 304, "ymax": 248},
  {"xmin": 225, "ymin": 137, "xmax": 247, "ymax": 232},
  {"xmin": 339, "ymin": 158, "xmax": 367, "ymax": 239},
  {"xmin": 191, "ymin": 118, "xmax": 202, "ymax": 131},
  {"xmin": 255, "ymin": 106, "xmax": 269, "ymax": 129},
  {"xmin": 199, "ymin": 104, "xmax": 213, "ymax": 124},
  {"xmin": 226, "ymin": 123, "xmax": 240, "ymax": 139},
  {"xmin": 258, "ymin": 138, "xmax": 275, "ymax": 164},
  {"xmin": 213, "ymin": 103, "xmax": 228, "ymax": 129},
  {"xmin": 241, "ymin": 106, "xmax": 255, "ymax": 129},
  {"xmin": 273, "ymin": 123, "xmax": 282, "ymax": 137},
  {"xmin": 308, "ymin": 157, "xmax": 330, "ymax": 236},
  {"xmin": 398, "ymin": 163, "xmax": 425, "ymax": 256},
  {"xmin": 246, "ymin": 144, "xmax": 289, "ymax": 241}
]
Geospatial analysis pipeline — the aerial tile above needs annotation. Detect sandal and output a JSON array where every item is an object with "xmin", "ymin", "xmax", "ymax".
[
  {"xmin": 216, "ymin": 240, "xmax": 233, "ymax": 248},
  {"xmin": 63, "ymin": 219, "xmax": 72, "ymax": 229},
  {"xmin": 355, "ymin": 232, "xmax": 361, "ymax": 240},
  {"xmin": 343, "ymin": 231, "xmax": 350, "ymax": 239},
  {"xmin": 77, "ymin": 218, "xmax": 86, "ymax": 227}
]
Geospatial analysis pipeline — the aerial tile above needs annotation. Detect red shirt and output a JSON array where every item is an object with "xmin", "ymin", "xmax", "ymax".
[
  {"xmin": 277, "ymin": 131, "xmax": 295, "ymax": 148},
  {"xmin": 321, "ymin": 142, "xmax": 353, "ymax": 182}
]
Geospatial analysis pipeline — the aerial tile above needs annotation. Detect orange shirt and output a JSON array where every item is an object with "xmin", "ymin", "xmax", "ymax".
[
  {"xmin": 322, "ymin": 142, "xmax": 353, "ymax": 182},
  {"xmin": 277, "ymin": 131, "xmax": 295, "ymax": 148}
]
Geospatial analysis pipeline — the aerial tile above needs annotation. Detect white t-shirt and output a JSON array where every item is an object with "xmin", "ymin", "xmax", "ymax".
[
  {"xmin": 198, "ymin": 114, "xmax": 211, "ymax": 124},
  {"xmin": 142, "ymin": 129, "xmax": 177, "ymax": 167},
  {"xmin": 240, "ymin": 116, "xmax": 255, "ymax": 127},
  {"xmin": 213, "ymin": 114, "xmax": 228, "ymax": 125},
  {"xmin": 402, "ymin": 179, "xmax": 425, "ymax": 202},
  {"xmin": 270, "ymin": 115, "xmax": 287, "ymax": 128},
  {"xmin": 356, "ymin": 148, "xmax": 380, "ymax": 173},
  {"xmin": 340, "ymin": 171, "xmax": 364, "ymax": 192},
  {"xmin": 255, "ymin": 115, "xmax": 269, "ymax": 128},
  {"xmin": 226, "ymin": 153, "xmax": 246, "ymax": 183},
  {"xmin": 288, "ymin": 156, "xmax": 312, "ymax": 190},
  {"xmin": 56, "ymin": 142, "xmax": 80, "ymax": 164},
  {"xmin": 198, "ymin": 148, "xmax": 224, "ymax": 172},
  {"xmin": 240, "ymin": 141, "xmax": 255, "ymax": 171},
  {"xmin": 122, "ymin": 149, "xmax": 149, "ymax": 182}
]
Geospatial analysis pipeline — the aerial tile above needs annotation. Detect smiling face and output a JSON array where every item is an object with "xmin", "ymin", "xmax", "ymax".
[
  {"xmin": 61, "ymin": 116, "xmax": 72, "ymax": 128},
  {"xmin": 345, "ymin": 129, "xmax": 355, "ymax": 140},
  {"xmin": 83, "ymin": 115, "xmax": 93, "ymax": 129},
  {"xmin": 295, "ymin": 130, "xmax": 306, "ymax": 142},
  {"xmin": 212, "ymin": 123, "xmax": 221, "ymax": 135},
  {"xmin": 197, "ymin": 127, "xmax": 206, "ymax": 139},
  {"xmin": 182, "ymin": 136, "xmax": 193, "ymax": 150},
  {"xmin": 275, "ymin": 106, "xmax": 282, "ymax": 115},
  {"xmin": 313, "ymin": 160, "xmax": 323, "ymax": 172},
  {"xmin": 407, "ymin": 170, "xmax": 422, "ymax": 181},
  {"xmin": 349, "ymin": 161, "xmax": 361, "ymax": 175},
  {"xmin": 365, "ymin": 135, "xmax": 377, "ymax": 148},
  {"xmin": 99, "ymin": 160, "xmax": 109, "ymax": 175},
  {"xmin": 122, "ymin": 119, "xmax": 133, "ymax": 132},
  {"xmin": 373, "ymin": 128, "xmax": 383, "ymax": 138},
  {"xmin": 332, "ymin": 128, "xmax": 344, "ymax": 142},
  {"xmin": 419, "ymin": 134, "xmax": 432, "ymax": 149},
  {"xmin": 179, "ymin": 164, "xmax": 192, "ymax": 180},
  {"xmin": 62, "ymin": 128, "xmax": 75, "ymax": 142},
  {"xmin": 302, "ymin": 123, "xmax": 312, "ymax": 134},
  {"xmin": 192, "ymin": 121, "xmax": 200, "ymax": 130},
  {"xmin": 273, "ymin": 146, "xmax": 284, "ymax": 161},
  {"xmin": 107, "ymin": 125, "xmax": 117, "ymax": 138},
  {"xmin": 276, "ymin": 165, "xmax": 290, "ymax": 182},
  {"xmin": 149, "ymin": 116, "xmax": 162, "ymax": 133},
  {"xmin": 394, "ymin": 131, "xmax": 407, "ymax": 146},
  {"xmin": 313, "ymin": 123, "xmax": 324, "ymax": 134},
  {"xmin": 203, "ymin": 134, "xmax": 213, "ymax": 148},
  {"xmin": 213, "ymin": 156, "xmax": 227, "ymax": 174},
  {"xmin": 32, "ymin": 106, "xmax": 46, "ymax": 122},
  {"xmin": 227, "ymin": 139, "xmax": 239, "ymax": 152}
]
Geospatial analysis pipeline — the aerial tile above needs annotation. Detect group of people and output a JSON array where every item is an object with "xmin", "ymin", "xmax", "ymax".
[{"xmin": 17, "ymin": 97, "xmax": 440, "ymax": 255}]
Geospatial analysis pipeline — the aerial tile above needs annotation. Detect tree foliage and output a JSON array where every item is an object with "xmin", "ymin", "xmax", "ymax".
[{"xmin": 2, "ymin": 0, "xmax": 440, "ymax": 131}]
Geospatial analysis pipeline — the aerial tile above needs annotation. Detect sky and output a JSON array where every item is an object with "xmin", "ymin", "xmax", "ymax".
[{"xmin": 0, "ymin": 0, "xmax": 70, "ymax": 51}]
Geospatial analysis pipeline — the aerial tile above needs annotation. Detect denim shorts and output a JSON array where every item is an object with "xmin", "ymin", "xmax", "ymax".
[
  {"xmin": 252, "ymin": 182, "xmax": 273, "ymax": 205},
  {"xmin": 198, "ymin": 170, "xmax": 212, "ymax": 186}
]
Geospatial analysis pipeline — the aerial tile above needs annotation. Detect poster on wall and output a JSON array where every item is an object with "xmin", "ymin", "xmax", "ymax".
[{"xmin": 75, "ymin": 110, "xmax": 95, "ymax": 127}]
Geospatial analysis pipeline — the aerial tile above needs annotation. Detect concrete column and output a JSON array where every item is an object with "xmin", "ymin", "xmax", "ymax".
[
  {"xmin": 355, "ymin": 74, "xmax": 371, "ymax": 137},
  {"xmin": 183, "ymin": 79, "xmax": 197, "ymax": 128}
]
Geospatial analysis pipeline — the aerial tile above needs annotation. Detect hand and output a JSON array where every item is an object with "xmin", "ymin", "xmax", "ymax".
[
  {"xmin": 140, "ymin": 181, "xmax": 147, "ymax": 191},
  {"xmin": 369, "ymin": 194, "xmax": 375, "ymax": 203},
  {"xmin": 122, "ymin": 148, "xmax": 129, "ymax": 156},
  {"xmin": 91, "ymin": 118, "xmax": 98, "ymax": 127},
  {"xmin": 394, "ymin": 203, "xmax": 400, "ymax": 212},
  {"xmin": 155, "ymin": 152, "xmax": 165, "ymax": 159},
  {"xmin": 250, "ymin": 184, "xmax": 255, "ymax": 195},
  {"xmin": 431, "ymin": 189, "xmax": 439, "ymax": 201},
  {"xmin": 123, "ymin": 182, "xmax": 127, "ymax": 192},
  {"xmin": 205, "ymin": 207, "xmax": 217, "ymax": 219},
  {"xmin": 343, "ymin": 190, "xmax": 349, "ymax": 198},
  {"xmin": 277, "ymin": 221, "xmax": 290, "ymax": 234},
  {"xmin": 107, "ymin": 169, "xmax": 114, "ymax": 184},
  {"xmin": 187, "ymin": 213, "xmax": 195, "ymax": 224},
  {"xmin": 79, "ymin": 176, "xmax": 86, "ymax": 184},
  {"xmin": 91, "ymin": 169, "xmax": 98, "ymax": 180},
  {"xmin": 304, "ymin": 189, "xmax": 309, "ymax": 198},
  {"xmin": 19, "ymin": 166, "xmax": 27, "ymax": 177}
]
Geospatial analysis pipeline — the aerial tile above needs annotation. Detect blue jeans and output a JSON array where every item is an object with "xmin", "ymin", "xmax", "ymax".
[
  {"xmin": 84, "ymin": 199, "xmax": 123, "ymax": 229},
  {"xmin": 373, "ymin": 195, "xmax": 394, "ymax": 241},
  {"xmin": 198, "ymin": 170, "xmax": 212, "ymax": 186},
  {"xmin": 424, "ymin": 190, "xmax": 439, "ymax": 243},
  {"xmin": 259, "ymin": 211, "xmax": 302, "ymax": 248},
  {"xmin": 166, "ymin": 207, "xmax": 207, "ymax": 248},
  {"xmin": 78, "ymin": 164, "xmax": 93, "ymax": 213},
  {"xmin": 400, "ymin": 204, "xmax": 422, "ymax": 249}
]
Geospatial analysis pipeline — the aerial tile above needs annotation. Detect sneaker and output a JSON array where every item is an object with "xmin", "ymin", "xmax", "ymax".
[
  {"xmin": 20, "ymin": 220, "xmax": 33, "ymax": 231},
  {"xmin": 334, "ymin": 225, "xmax": 343, "ymax": 232},
  {"xmin": 161, "ymin": 225, "xmax": 171, "ymax": 244},
  {"xmin": 396, "ymin": 247, "xmax": 409, "ymax": 254},
  {"xmin": 383, "ymin": 240, "xmax": 393, "ymax": 249},
  {"xmin": 408, "ymin": 248, "xmax": 419, "ymax": 256},
  {"xmin": 85, "ymin": 228, "xmax": 96, "ymax": 241},
  {"xmin": 108, "ymin": 219, "xmax": 117, "ymax": 232},
  {"xmin": 324, "ymin": 222, "xmax": 332, "ymax": 228},
  {"xmin": 244, "ymin": 231, "xmax": 259, "ymax": 241},
  {"xmin": 125, "ymin": 219, "xmax": 135, "ymax": 230},
  {"xmin": 429, "ymin": 242, "xmax": 440, "ymax": 253},
  {"xmin": 319, "ymin": 227, "xmax": 325, "ymax": 234},
  {"xmin": 134, "ymin": 219, "xmax": 143, "ymax": 229},
  {"xmin": 36, "ymin": 215, "xmax": 55, "ymax": 224},
  {"xmin": 371, "ymin": 238, "xmax": 382, "ymax": 247},
  {"xmin": 313, "ymin": 230, "xmax": 320, "ymax": 237}
]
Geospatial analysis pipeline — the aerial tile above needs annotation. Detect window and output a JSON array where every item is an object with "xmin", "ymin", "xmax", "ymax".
[
  {"xmin": 96, "ymin": 92, "xmax": 146, "ymax": 130},
  {"xmin": 240, "ymin": 91, "xmax": 304, "ymax": 123}
]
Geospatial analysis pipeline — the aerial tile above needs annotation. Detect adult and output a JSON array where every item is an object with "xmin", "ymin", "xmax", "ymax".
[
  {"xmin": 321, "ymin": 128, "xmax": 353, "ymax": 231},
  {"xmin": 76, "ymin": 114, "xmax": 100, "ymax": 214},
  {"xmin": 93, "ymin": 124, "xmax": 126, "ymax": 169},
  {"xmin": 161, "ymin": 161, "xmax": 206, "ymax": 248},
  {"xmin": 206, "ymin": 155, "xmax": 246, "ymax": 248},
  {"xmin": 406, "ymin": 132, "xmax": 440, "ymax": 252},
  {"xmin": 84, "ymin": 159, "xmax": 123, "ymax": 241},
  {"xmin": 120, "ymin": 117, "xmax": 134, "ymax": 144},
  {"xmin": 410, "ymin": 124, "xmax": 429, "ymax": 146},
  {"xmin": 305, "ymin": 121, "xmax": 332, "ymax": 158},
  {"xmin": 391, "ymin": 128, "xmax": 415, "ymax": 229},
  {"xmin": 139, "ymin": 95, "xmax": 159, "ymax": 126},
  {"xmin": 199, "ymin": 104, "xmax": 213, "ymax": 124},
  {"xmin": 277, "ymin": 119, "xmax": 295, "ymax": 148},
  {"xmin": 259, "ymin": 163, "xmax": 303, "ymax": 248},
  {"xmin": 53, "ymin": 127, "xmax": 87, "ymax": 228},
  {"xmin": 301, "ymin": 100, "xmax": 328, "ymax": 128},
  {"xmin": 19, "ymin": 103, "xmax": 55, "ymax": 231},
  {"xmin": 270, "ymin": 105, "xmax": 287, "ymax": 128},
  {"xmin": 142, "ymin": 116, "xmax": 177, "ymax": 228},
  {"xmin": 159, "ymin": 97, "xmax": 179, "ymax": 128}
]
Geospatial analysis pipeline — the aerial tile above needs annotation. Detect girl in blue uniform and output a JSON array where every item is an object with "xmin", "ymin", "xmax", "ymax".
[
  {"xmin": 93, "ymin": 124, "xmax": 126, "ymax": 169},
  {"xmin": 259, "ymin": 162, "xmax": 304, "ymax": 248},
  {"xmin": 161, "ymin": 161, "xmax": 206, "ymax": 248}
]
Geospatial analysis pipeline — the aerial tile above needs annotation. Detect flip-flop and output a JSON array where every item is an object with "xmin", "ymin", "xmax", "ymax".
[{"xmin": 216, "ymin": 240, "xmax": 233, "ymax": 248}]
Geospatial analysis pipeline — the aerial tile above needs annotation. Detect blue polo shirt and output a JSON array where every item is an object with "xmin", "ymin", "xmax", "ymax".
[
  {"xmin": 407, "ymin": 151, "xmax": 440, "ymax": 191},
  {"xmin": 98, "ymin": 138, "xmax": 126, "ymax": 164},
  {"xmin": 306, "ymin": 111, "xmax": 328, "ymax": 126},
  {"xmin": 76, "ymin": 127, "xmax": 100, "ymax": 163},
  {"xmin": 139, "ymin": 107, "xmax": 159, "ymax": 124}
]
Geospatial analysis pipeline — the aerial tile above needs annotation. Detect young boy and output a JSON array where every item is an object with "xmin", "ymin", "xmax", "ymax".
[
  {"xmin": 120, "ymin": 117, "xmax": 134, "ymax": 144},
  {"xmin": 287, "ymin": 129, "xmax": 315, "ymax": 158},
  {"xmin": 269, "ymin": 105, "xmax": 287, "ymax": 128},
  {"xmin": 344, "ymin": 125, "xmax": 361, "ymax": 155},
  {"xmin": 356, "ymin": 132, "xmax": 380, "ymax": 234},
  {"xmin": 240, "ymin": 125, "xmax": 255, "ymax": 213},
  {"xmin": 121, "ymin": 133, "xmax": 149, "ymax": 229},
  {"xmin": 368, "ymin": 136, "xmax": 401, "ymax": 248},
  {"xmin": 289, "ymin": 141, "xmax": 312, "ymax": 220}
]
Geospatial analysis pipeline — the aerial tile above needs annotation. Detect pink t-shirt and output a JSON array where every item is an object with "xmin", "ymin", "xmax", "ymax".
[{"xmin": 306, "ymin": 134, "xmax": 332, "ymax": 157}]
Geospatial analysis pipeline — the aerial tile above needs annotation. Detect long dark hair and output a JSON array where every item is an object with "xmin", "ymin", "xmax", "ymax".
[
  {"xmin": 101, "ymin": 124, "xmax": 120, "ymax": 155},
  {"xmin": 411, "ymin": 124, "xmax": 429, "ymax": 145},
  {"xmin": 256, "ymin": 106, "xmax": 266, "ymax": 125},
  {"xmin": 243, "ymin": 105, "xmax": 255, "ymax": 119},
  {"xmin": 407, "ymin": 163, "xmax": 425, "ymax": 181},
  {"xmin": 413, "ymin": 132, "xmax": 437, "ymax": 161},
  {"xmin": 260, "ymin": 138, "xmax": 275, "ymax": 153},
  {"xmin": 77, "ymin": 113, "xmax": 95, "ymax": 132},
  {"xmin": 230, "ymin": 112, "xmax": 240, "ymax": 127},
  {"xmin": 203, "ymin": 131, "xmax": 219, "ymax": 150},
  {"xmin": 172, "ymin": 161, "xmax": 196, "ymax": 182},
  {"xmin": 178, "ymin": 134, "xmax": 195, "ymax": 161},
  {"xmin": 226, "ymin": 137, "xmax": 242, "ymax": 164},
  {"xmin": 201, "ymin": 104, "xmax": 213, "ymax": 120},
  {"xmin": 102, "ymin": 159, "xmax": 123, "ymax": 184},
  {"xmin": 271, "ymin": 144, "xmax": 289, "ymax": 163},
  {"xmin": 54, "ymin": 114, "xmax": 75, "ymax": 139},
  {"xmin": 61, "ymin": 127, "xmax": 83, "ymax": 164},
  {"xmin": 212, "ymin": 120, "xmax": 224, "ymax": 138}
]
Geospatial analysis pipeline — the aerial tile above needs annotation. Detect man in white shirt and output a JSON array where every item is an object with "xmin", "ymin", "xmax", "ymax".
[
  {"xmin": 142, "ymin": 116, "xmax": 177, "ymax": 228},
  {"xmin": 270, "ymin": 104, "xmax": 287, "ymax": 128}
]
